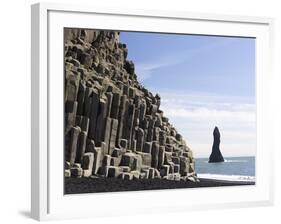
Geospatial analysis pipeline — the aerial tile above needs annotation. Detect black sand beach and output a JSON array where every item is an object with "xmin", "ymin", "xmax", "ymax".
[{"xmin": 64, "ymin": 177, "xmax": 255, "ymax": 194}]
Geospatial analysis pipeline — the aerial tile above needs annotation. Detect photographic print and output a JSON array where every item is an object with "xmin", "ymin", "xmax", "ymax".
[{"xmin": 64, "ymin": 28, "xmax": 256, "ymax": 194}]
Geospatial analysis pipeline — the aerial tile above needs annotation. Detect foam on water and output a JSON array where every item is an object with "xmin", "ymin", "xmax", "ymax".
[
  {"xmin": 224, "ymin": 159, "xmax": 248, "ymax": 163},
  {"xmin": 197, "ymin": 173, "xmax": 255, "ymax": 182},
  {"xmin": 195, "ymin": 156, "xmax": 255, "ymax": 179},
  {"xmin": 203, "ymin": 159, "xmax": 248, "ymax": 163}
]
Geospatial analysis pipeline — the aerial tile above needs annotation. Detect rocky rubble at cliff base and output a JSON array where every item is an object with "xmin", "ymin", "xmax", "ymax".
[{"xmin": 64, "ymin": 29, "xmax": 198, "ymax": 182}]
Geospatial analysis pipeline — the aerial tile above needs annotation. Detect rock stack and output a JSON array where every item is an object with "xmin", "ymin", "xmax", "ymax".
[
  {"xmin": 209, "ymin": 126, "xmax": 224, "ymax": 163},
  {"xmin": 64, "ymin": 28, "xmax": 198, "ymax": 182}
]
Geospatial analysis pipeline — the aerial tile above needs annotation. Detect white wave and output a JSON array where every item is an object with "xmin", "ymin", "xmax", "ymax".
[
  {"xmin": 201, "ymin": 159, "xmax": 249, "ymax": 163},
  {"xmin": 197, "ymin": 173, "xmax": 255, "ymax": 182},
  {"xmin": 224, "ymin": 159, "xmax": 248, "ymax": 163}
]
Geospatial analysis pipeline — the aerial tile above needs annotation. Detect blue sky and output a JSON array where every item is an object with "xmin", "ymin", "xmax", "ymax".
[{"xmin": 120, "ymin": 32, "xmax": 256, "ymax": 158}]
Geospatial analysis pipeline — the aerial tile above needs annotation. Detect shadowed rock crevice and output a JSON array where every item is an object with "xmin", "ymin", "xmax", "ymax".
[
  {"xmin": 64, "ymin": 28, "xmax": 198, "ymax": 182},
  {"xmin": 209, "ymin": 126, "xmax": 224, "ymax": 163}
]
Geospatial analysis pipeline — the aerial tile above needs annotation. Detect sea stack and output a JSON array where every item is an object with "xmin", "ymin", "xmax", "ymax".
[{"xmin": 209, "ymin": 126, "xmax": 224, "ymax": 163}]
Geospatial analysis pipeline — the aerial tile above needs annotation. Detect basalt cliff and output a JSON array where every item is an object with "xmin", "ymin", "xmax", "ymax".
[{"xmin": 64, "ymin": 28, "xmax": 198, "ymax": 182}]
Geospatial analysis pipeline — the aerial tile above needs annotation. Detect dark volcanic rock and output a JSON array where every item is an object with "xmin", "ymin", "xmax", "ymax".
[
  {"xmin": 64, "ymin": 28, "xmax": 198, "ymax": 183},
  {"xmin": 209, "ymin": 126, "xmax": 224, "ymax": 163}
]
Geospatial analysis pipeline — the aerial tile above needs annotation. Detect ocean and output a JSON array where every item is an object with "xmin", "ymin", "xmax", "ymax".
[{"xmin": 195, "ymin": 156, "xmax": 255, "ymax": 182}]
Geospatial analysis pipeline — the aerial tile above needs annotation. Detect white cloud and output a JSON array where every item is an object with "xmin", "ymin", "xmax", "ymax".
[
  {"xmin": 192, "ymin": 143, "xmax": 256, "ymax": 158},
  {"xmin": 135, "ymin": 59, "xmax": 182, "ymax": 82},
  {"xmin": 154, "ymin": 91, "xmax": 256, "ymax": 158},
  {"xmin": 162, "ymin": 107, "xmax": 255, "ymax": 123},
  {"xmin": 135, "ymin": 62, "xmax": 165, "ymax": 82}
]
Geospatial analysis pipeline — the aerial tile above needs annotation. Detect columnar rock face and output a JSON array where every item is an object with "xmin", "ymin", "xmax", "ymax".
[
  {"xmin": 64, "ymin": 28, "xmax": 197, "ymax": 181},
  {"xmin": 209, "ymin": 126, "xmax": 224, "ymax": 163}
]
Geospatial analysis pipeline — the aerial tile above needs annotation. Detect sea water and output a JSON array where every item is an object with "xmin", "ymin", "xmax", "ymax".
[{"xmin": 195, "ymin": 156, "xmax": 255, "ymax": 182}]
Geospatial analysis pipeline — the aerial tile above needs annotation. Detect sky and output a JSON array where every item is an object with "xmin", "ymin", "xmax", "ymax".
[{"xmin": 120, "ymin": 32, "xmax": 256, "ymax": 158}]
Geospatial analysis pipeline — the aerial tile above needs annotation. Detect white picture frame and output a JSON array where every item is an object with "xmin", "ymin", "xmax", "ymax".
[{"xmin": 31, "ymin": 2, "xmax": 274, "ymax": 221}]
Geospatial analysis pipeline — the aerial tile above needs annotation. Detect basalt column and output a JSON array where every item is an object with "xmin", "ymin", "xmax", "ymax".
[{"xmin": 64, "ymin": 29, "xmax": 198, "ymax": 182}]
